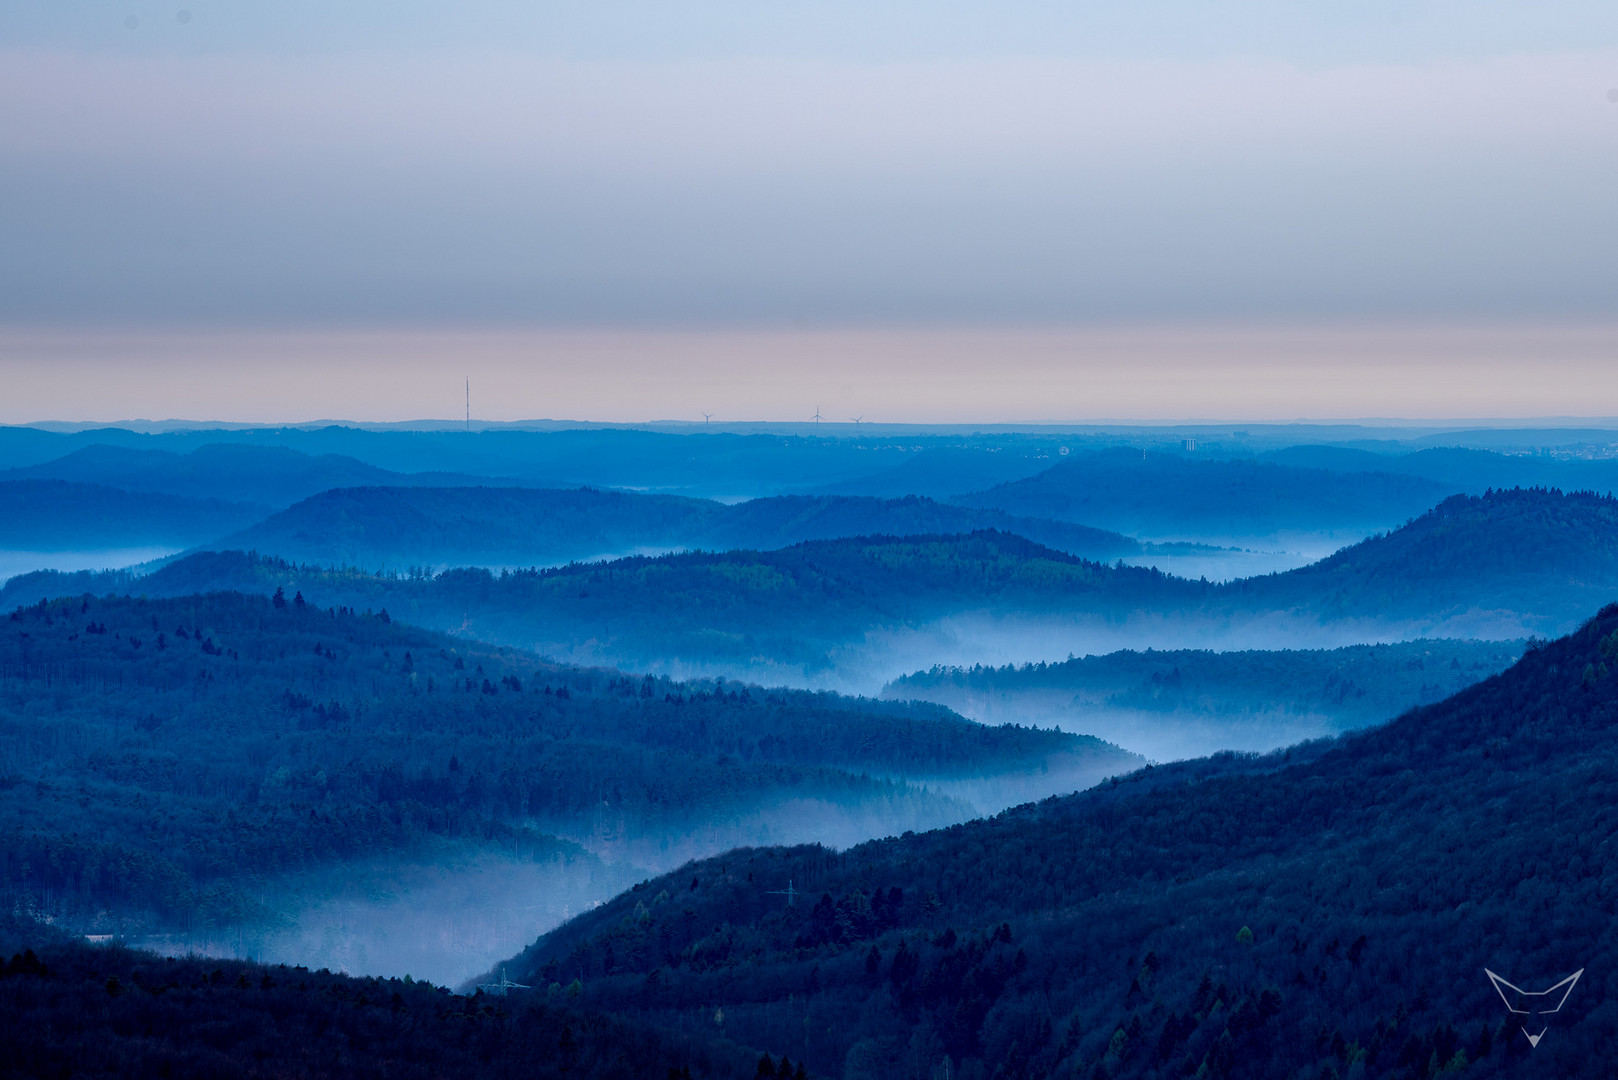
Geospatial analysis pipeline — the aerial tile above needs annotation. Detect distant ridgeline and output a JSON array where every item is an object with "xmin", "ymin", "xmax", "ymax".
[
  {"xmin": 889, "ymin": 640, "xmax": 1523, "ymax": 730},
  {"xmin": 0, "ymin": 591, "xmax": 1130, "ymax": 939},
  {"xmin": 949, "ymin": 446, "xmax": 1453, "ymax": 538},
  {"xmin": 493, "ymin": 604, "xmax": 1618, "ymax": 1080},
  {"xmin": 213, "ymin": 487, "xmax": 1146, "ymax": 571},
  {"xmin": 0, "ymin": 479, "xmax": 267, "ymax": 550},
  {"xmin": 5, "ymin": 489, "xmax": 1615, "ymax": 683}
]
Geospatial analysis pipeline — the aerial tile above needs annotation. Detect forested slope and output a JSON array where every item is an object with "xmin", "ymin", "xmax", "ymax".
[
  {"xmin": 0, "ymin": 479, "xmax": 266, "ymax": 550},
  {"xmin": 1228, "ymin": 487, "xmax": 1618, "ymax": 628},
  {"xmin": 7, "ymin": 489, "xmax": 1612, "ymax": 685},
  {"xmin": 498, "ymin": 605, "xmax": 1618, "ymax": 1079},
  {"xmin": 0, "ymin": 534, "xmax": 1206, "ymax": 684},
  {"xmin": 952, "ymin": 447, "xmax": 1449, "ymax": 539},
  {"xmin": 217, "ymin": 487, "xmax": 1143, "ymax": 570},
  {"xmin": 891, "ymin": 640, "xmax": 1520, "ymax": 728},
  {"xmin": 2, "ymin": 443, "xmax": 493, "ymax": 510},
  {"xmin": 0, "ymin": 937, "xmax": 755, "ymax": 1080},
  {"xmin": 0, "ymin": 590, "xmax": 1129, "ymax": 938}
]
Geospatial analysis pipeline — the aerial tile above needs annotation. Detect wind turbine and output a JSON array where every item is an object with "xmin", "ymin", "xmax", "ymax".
[
  {"xmin": 811, "ymin": 407, "xmax": 824, "ymax": 426},
  {"xmin": 851, "ymin": 416, "xmax": 864, "ymax": 429},
  {"xmin": 702, "ymin": 412, "xmax": 713, "ymax": 427}
]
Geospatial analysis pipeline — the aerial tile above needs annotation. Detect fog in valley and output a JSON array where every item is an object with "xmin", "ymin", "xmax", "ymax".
[
  {"xmin": 121, "ymin": 850, "xmax": 638, "ymax": 990},
  {"xmin": 116, "ymin": 767, "xmax": 1109, "ymax": 987}
]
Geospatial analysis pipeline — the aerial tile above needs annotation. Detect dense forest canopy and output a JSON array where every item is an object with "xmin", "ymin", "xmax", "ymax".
[
  {"xmin": 891, "ymin": 641, "xmax": 1520, "ymax": 725},
  {"xmin": 0, "ymin": 928, "xmax": 757, "ymax": 1080},
  {"xmin": 0, "ymin": 532, "xmax": 1205, "ymax": 686},
  {"xmin": 886, "ymin": 639, "xmax": 1523, "ymax": 759},
  {"xmin": 4, "ymin": 489, "xmax": 1607, "ymax": 688},
  {"xmin": 0, "ymin": 590, "xmax": 1128, "ymax": 948},
  {"xmin": 496, "ymin": 604, "xmax": 1618, "ymax": 1079}
]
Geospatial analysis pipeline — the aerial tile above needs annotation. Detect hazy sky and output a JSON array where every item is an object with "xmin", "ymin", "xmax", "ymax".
[{"xmin": 2, "ymin": 3, "xmax": 1617, "ymax": 420}]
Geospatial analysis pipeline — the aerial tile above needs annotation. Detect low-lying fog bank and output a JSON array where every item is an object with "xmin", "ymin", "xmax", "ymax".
[{"xmin": 121, "ymin": 851, "xmax": 642, "ymax": 989}]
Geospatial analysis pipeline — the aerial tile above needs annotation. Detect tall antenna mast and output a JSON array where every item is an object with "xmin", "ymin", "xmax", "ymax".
[{"xmin": 465, "ymin": 378, "xmax": 470, "ymax": 432}]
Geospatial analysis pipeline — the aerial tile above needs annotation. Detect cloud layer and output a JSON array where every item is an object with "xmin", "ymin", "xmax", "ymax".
[{"xmin": 2, "ymin": 5, "xmax": 1617, "ymax": 325}]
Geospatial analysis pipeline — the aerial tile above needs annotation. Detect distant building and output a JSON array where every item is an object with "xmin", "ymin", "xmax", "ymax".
[{"xmin": 1182, "ymin": 438, "xmax": 1198, "ymax": 451}]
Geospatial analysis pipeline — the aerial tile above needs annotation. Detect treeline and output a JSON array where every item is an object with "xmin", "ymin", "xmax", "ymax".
[
  {"xmin": 7, "ymin": 489, "xmax": 1613, "ymax": 684},
  {"xmin": 500, "ymin": 604, "xmax": 1618, "ymax": 1079},
  {"xmin": 0, "ymin": 590, "xmax": 1129, "ymax": 936},
  {"xmin": 953, "ymin": 446, "xmax": 1450, "ymax": 536},
  {"xmin": 0, "ymin": 935, "xmax": 752, "ymax": 1080},
  {"xmin": 0, "ymin": 534, "xmax": 1206, "ymax": 680},
  {"xmin": 222, "ymin": 487, "xmax": 1144, "ymax": 571},
  {"xmin": 890, "ymin": 639, "xmax": 1522, "ymax": 729},
  {"xmin": 1227, "ymin": 487, "xmax": 1618, "ymax": 618}
]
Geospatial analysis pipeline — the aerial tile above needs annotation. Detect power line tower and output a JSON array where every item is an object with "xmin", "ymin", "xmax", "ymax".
[
  {"xmin": 477, "ymin": 966, "xmax": 531, "ymax": 996},
  {"xmin": 767, "ymin": 880, "xmax": 799, "ymax": 906}
]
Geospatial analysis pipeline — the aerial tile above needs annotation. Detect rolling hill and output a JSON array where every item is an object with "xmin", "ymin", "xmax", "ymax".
[
  {"xmin": 952, "ymin": 446, "xmax": 1450, "ymax": 541},
  {"xmin": 0, "ymin": 479, "xmax": 267, "ymax": 551},
  {"xmin": 0, "ymin": 534, "xmax": 1208, "ymax": 687},
  {"xmin": 886, "ymin": 639, "xmax": 1522, "ymax": 759},
  {"xmin": 10, "ymin": 601, "xmax": 1618, "ymax": 1076},
  {"xmin": 218, "ymin": 486, "xmax": 1144, "ymax": 570},
  {"xmin": 0, "ymin": 590, "xmax": 1132, "ymax": 982},
  {"xmin": 1, "ymin": 442, "xmax": 496, "ymax": 510},
  {"xmin": 9, "ymin": 488, "xmax": 1614, "ymax": 690},
  {"xmin": 1262, "ymin": 444, "xmax": 1618, "ymax": 495},
  {"xmin": 1227, "ymin": 487, "xmax": 1618, "ymax": 631},
  {"xmin": 493, "ymin": 602, "xmax": 1618, "ymax": 1078}
]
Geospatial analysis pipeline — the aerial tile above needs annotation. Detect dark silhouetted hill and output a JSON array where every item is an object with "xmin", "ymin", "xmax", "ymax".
[
  {"xmin": 953, "ymin": 447, "xmax": 1449, "ymax": 539},
  {"xmin": 1228, "ymin": 487, "xmax": 1618, "ymax": 630},
  {"xmin": 9, "ymin": 489, "xmax": 1613, "ymax": 685},
  {"xmin": 1, "ymin": 590, "xmax": 1131, "ymax": 944},
  {"xmin": 497, "ymin": 604, "xmax": 1618, "ymax": 1079},
  {"xmin": 219, "ymin": 486, "xmax": 1144, "ymax": 569},
  {"xmin": 0, "ymin": 534, "xmax": 1204, "ymax": 685},
  {"xmin": 0, "ymin": 938, "xmax": 753, "ymax": 1080},
  {"xmin": 2, "ymin": 442, "xmax": 496, "ymax": 509},
  {"xmin": 814, "ymin": 446, "xmax": 1061, "ymax": 499},
  {"xmin": 1261, "ymin": 444, "xmax": 1618, "ymax": 495},
  {"xmin": 886, "ymin": 640, "xmax": 1522, "ymax": 759},
  {"xmin": 0, "ymin": 479, "xmax": 267, "ymax": 551}
]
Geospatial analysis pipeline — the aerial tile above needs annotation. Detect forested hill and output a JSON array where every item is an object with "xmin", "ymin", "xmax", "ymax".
[
  {"xmin": 500, "ymin": 605, "xmax": 1618, "ymax": 1079},
  {"xmin": 0, "ymin": 590, "xmax": 1131, "ymax": 938},
  {"xmin": 1260, "ymin": 444, "xmax": 1618, "ymax": 495},
  {"xmin": 7, "ymin": 489, "xmax": 1612, "ymax": 684},
  {"xmin": 2, "ymin": 442, "xmax": 502, "ymax": 512},
  {"xmin": 0, "ymin": 934, "xmax": 756, "ymax": 1080},
  {"xmin": 217, "ymin": 486, "xmax": 1143, "ymax": 570},
  {"xmin": 886, "ymin": 640, "xmax": 1522, "ymax": 759},
  {"xmin": 1226, "ymin": 487, "xmax": 1618, "ymax": 628},
  {"xmin": 0, "ymin": 533, "xmax": 1205, "ymax": 685},
  {"xmin": 0, "ymin": 479, "xmax": 268, "ymax": 550},
  {"xmin": 952, "ymin": 447, "xmax": 1449, "ymax": 539}
]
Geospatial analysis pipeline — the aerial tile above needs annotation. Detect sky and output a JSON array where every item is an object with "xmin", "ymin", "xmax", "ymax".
[{"xmin": 2, "ymin": 2, "xmax": 1617, "ymax": 421}]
